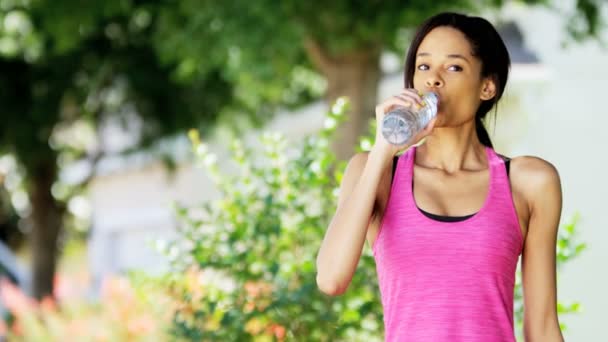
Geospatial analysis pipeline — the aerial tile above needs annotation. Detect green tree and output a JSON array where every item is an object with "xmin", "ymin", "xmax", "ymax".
[
  {"xmin": 0, "ymin": 0, "xmax": 232, "ymax": 298},
  {"xmin": 154, "ymin": 0, "xmax": 604, "ymax": 161},
  {"xmin": 0, "ymin": 165, "xmax": 22, "ymax": 251}
]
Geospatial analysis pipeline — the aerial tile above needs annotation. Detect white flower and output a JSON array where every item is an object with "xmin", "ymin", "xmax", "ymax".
[
  {"xmin": 360, "ymin": 139, "xmax": 372, "ymax": 151},
  {"xmin": 324, "ymin": 117, "xmax": 337, "ymax": 129},
  {"xmin": 203, "ymin": 154, "xmax": 217, "ymax": 166}
]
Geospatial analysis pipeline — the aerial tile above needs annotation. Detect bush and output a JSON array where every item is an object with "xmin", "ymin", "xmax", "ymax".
[{"xmin": 163, "ymin": 98, "xmax": 382, "ymax": 341}]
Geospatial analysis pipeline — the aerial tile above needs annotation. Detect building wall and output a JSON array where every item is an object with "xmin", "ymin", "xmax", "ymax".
[{"xmin": 492, "ymin": 4, "xmax": 608, "ymax": 341}]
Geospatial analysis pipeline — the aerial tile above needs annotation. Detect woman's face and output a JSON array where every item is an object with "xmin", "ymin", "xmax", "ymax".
[{"xmin": 413, "ymin": 26, "xmax": 496, "ymax": 127}]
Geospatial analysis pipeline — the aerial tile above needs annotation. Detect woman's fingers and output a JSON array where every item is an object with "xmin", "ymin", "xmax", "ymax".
[
  {"xmin": 400, "ymin": 89, "xmax": 423, "ymax": 103},
  {"xmin": 417, "ymin": 117, "xmax": 437, "ymax": 139},
  {"xmin": 377, "ymin": 89, "xmax": 424, "ymax": 117},
  {"xmin": 424, "ymin": 117, "xmax": 437, "ymax": 132}
]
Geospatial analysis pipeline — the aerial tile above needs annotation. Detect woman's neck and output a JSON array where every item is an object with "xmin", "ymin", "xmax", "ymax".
[{"xmin": 415, "ymin": 123, "xmax": 488, "ymax": 174}]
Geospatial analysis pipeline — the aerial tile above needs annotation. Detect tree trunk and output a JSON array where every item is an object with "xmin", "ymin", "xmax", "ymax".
[
  {"xmin": 304, "ymin": 38, "xmax": 382, "ymax": 162},
  {"xmin": 28, "ymin": 159, "xmax": 63, "ymax": 299}
]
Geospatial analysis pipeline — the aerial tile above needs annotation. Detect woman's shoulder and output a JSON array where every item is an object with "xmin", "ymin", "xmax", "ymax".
[
  {"xmin": 506, "ymin": 154, "xmax": 561, "ymax": 197},
  {"xmin": 509, "ymin": 155, "xmax": 559, "ymax": 178},
  {"xmin": 350, "ymin": 150, "xmax": 371, "ymax": 162},
  {"xmin": 344, "ymin": 151, "xmax": 370, "ymax": 174},
  {"xmin": 344, "ymin": 150, "xmax": 401, "ymax": 176}
]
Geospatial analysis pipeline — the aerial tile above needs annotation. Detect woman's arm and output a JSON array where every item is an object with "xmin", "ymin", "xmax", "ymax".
[
  {"xmin": 315, "ymin": 147, "xmax": 392, "ymax": 296},
  {"xmin": 518, "ymin": 157, "xmax": 564, "ymax": 342},
  {"xmin": 316, "ymin": 88, "xmax": 432, "ymax": 296}
]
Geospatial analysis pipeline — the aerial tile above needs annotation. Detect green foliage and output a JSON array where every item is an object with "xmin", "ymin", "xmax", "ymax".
[
  {"xmin": 0, "ymin": 1, "xmax": 232, "ymax": 160},
  {"xmin": 0, "ymin": 155, "xmax": 24, "ymax": 249},
  {"xmin": 153, "ymin": 0, "xmax": 605, "ymax": 134},
  {"xmin": 163, "ymin": 98, "xmax": 384, "ymax": 341},
  {"xmin": 153, "ymin": 0, "xmax": 323, "ymax": 129},
  {"xmin": 566, "ymin": 0, "xmax": 605, "ymax": 42}
]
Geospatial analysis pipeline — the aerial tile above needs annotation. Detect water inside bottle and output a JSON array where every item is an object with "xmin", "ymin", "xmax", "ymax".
[
  {"xmin": 382, "ymin": 109, "xmax": 416, "ymax": 145},
  {"xmin": 381, "ymin": 92, "xmax": 439, "ymax": 145}
]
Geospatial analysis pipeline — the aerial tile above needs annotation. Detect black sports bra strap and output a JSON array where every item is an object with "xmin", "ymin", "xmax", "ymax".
[{"xmin": 391, "ymin": 156, "xmax": 399, "ymax": 184}]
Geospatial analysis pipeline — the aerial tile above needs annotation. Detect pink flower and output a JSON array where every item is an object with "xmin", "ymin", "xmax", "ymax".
[
  {"xmin": 65, "ymin": 318, "xmax": 90, "ymax": 337},
  {"xmin": 127, "ymin": 315, "xmax": 155, "ymax": 336},
  {"xmin": 269, "ymin": 323, "xmax": 287, "ymax": 340},
  {"xmin": 0, "ymin": 319, "xmax": 7, "ymax": 335},
  {"xmin": 244, "ymin": 280, "xmax": 273, "ymax": 299},
  {"xmin": 53, "ymin": 270, "xmax": 91, "ymax": 300},
  {"xmin": 40, "ymin": 296, "xmax": 57, "ymax": 314},
  {"xmin": 0, "ymin": 279, "xmax": 35, "ymax": 316},
  {"xmin": 100, "ymin": 276, "xmax": 134, "ymax": 301}
]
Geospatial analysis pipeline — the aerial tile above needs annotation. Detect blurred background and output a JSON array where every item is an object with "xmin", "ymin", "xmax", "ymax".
[{"xmin": 0, "ymin": 0, "xmax": 606, "ymax": 341}]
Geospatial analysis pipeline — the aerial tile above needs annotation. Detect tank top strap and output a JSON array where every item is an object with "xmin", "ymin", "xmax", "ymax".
[
  {"xmin": 485, "ymin": 146, "xmax": 512, "ymax": 205},
  {"xmin": 387, "ymin": 146, "xmax": 414, "ymax": 204},
  {"xmin": 485, "ymin": 146, "xmax": 524, "ymax": 246}
]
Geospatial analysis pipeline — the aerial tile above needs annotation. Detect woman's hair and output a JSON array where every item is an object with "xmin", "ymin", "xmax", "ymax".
[{"xmin": 404, "ymin": 12, "xmax": 511, "ymax": 148}]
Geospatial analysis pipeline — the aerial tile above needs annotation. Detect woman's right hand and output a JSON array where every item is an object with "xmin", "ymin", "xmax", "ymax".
[{"xmin": 372, "ymin": 88, "xmax": 437, "ymax": 160}]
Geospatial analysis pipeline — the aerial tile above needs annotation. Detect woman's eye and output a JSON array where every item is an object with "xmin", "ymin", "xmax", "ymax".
[
  {"xmin": 417, "ymin": 64, "xmax": 429, "ymax": 71},
  {"xmin": 448, "ymin": 65, "xmax": 463, "ymax": 72}
]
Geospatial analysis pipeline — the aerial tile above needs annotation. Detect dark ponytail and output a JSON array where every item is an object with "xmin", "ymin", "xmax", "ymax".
[
  {"xmin": 475, "ymin": 116, "xmax": 493, "ymax": 148},
  {"xmin": 403, "ymin": 13, "xmax": 510, "ymax": 148}
]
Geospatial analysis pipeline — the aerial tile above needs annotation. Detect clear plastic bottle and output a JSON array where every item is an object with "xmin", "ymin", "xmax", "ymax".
[{"xmin": 381, "ymin": 92, "xmax": 439, "ymax": 146}]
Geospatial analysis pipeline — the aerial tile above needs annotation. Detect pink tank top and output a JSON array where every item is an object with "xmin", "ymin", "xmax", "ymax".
[{"xmin": 372, "ymin": 146, "xmax": 524, "ymax": 341}]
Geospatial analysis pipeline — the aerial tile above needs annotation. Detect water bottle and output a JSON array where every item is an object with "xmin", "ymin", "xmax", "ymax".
[{"xmin": 381, "ymin": 92, "xmax": 439, "ymax": 145}]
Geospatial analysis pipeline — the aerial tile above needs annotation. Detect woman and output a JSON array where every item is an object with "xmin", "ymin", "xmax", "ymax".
[{"xmin": 316, "ymin": 12, "xmax": 563, "ymax": 342}]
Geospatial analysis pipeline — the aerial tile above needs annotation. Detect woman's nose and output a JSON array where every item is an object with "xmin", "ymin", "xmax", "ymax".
[{"xmin": 425, "ymin": 76, "xmax": 444, "ymax": 88}]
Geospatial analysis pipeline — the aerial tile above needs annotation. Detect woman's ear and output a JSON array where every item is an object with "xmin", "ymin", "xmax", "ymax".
[{"xmin": 480, "ymin": 77, "xmax": 497, "ymax": 101}]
